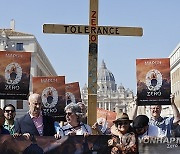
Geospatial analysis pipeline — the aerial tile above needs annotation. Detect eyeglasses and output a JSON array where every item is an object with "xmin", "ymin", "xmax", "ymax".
[
  {"xmin": 116, "ymin": 121, "xmax": 129, "ymax": 125},
  {"xmin": 5, "ymin": 110, "xmax": 15, "ymax": 113},
  {"xmin": 66, "ymin": 112, "xmax": 73, "ymax": 116}
]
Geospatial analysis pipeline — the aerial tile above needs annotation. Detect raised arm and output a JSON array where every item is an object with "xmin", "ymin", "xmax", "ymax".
[{"xmin": 129, "ymin": 96, "xmax": 138, "ymax": 120}]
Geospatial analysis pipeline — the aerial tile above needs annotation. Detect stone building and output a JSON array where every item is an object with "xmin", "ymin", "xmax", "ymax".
[
  {"xmin": 0, "ymin": 20, "xmax": 57, "ymax": 118},
  {"xmin": 158, "ymin": 42, "xmax": 180, "ymax": 118},
  {"xmin": 153, "ymin": 42, "xmax": 180, "ymax": 117},
  {"xmin": 81, "ymin": 60, "xmax": 134, "ymax": 115},
  {"xmin": 169, "ymin": 43, "xmax": 180, "ymax": 109}
]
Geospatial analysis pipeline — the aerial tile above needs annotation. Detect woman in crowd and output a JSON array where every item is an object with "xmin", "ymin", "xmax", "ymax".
[
  {"xmin": 108, "ymin": 113, "xmax": 138, "ymax": 154},
  {"xmin": 55, "ymin": 102, "xmax": 92, "ymax": 138}
]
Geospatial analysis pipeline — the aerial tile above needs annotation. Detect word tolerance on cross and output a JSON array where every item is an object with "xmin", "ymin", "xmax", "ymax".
[{"xmin": 43, "ymin": 24, "xmax": 143, "ymax": 36}]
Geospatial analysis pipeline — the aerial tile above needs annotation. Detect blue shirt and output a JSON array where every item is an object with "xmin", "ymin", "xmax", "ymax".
[{"xmin": 149, "ymin": 116, "xmax": 174, "ymax": 137}]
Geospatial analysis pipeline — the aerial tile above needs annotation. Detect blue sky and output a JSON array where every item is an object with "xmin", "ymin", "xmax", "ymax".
[{"xmin": 1, "ymin": 0, "xmax": 180, "ymax": 93}]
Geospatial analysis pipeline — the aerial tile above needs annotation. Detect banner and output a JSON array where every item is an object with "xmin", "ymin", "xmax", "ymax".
[
  {"xmin": 136, "ymin": 58, "xmax": 171, "ymax": 105},
  {"xmin": 32, "ymin": 76, "xmax": 65, "ymax": 117},
  {"xmin": 0, "ymin": 51, "xmax": 31, "ymax": 100},
  {"xmin": 65, "ymin": 82, "xmax": 81, "ymax": 105},
  {"xmin": 0, "ymin": 135, "xmax": 180, "ymax": 154}
]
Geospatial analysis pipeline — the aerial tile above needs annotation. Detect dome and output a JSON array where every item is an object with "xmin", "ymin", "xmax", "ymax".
[{"xmin": 98, "ymin": 60, "xmax": 115, "ymax": 82}]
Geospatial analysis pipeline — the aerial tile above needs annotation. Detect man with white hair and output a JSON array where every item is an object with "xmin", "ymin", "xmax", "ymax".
[{"xmin": 15, "ymin": 93, "xmax": 56, "ymax": 138}]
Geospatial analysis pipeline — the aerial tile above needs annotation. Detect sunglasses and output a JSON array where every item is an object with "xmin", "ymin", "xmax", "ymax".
[
  {"xmin": 66, "ymin": 112, "xmax": 73, "ymax": 116},
  {"xmin": 116, "ymin": 121, "xmax": 129, "ymax": 126},
  {"xmin": 5, "ymin": 110, "xmax": 15, "ymax": 113}
]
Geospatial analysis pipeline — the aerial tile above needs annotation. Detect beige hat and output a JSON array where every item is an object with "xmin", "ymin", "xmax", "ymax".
[{"xmin": 113, "ymin": 112, "xmax": 133, "ymax": 123}]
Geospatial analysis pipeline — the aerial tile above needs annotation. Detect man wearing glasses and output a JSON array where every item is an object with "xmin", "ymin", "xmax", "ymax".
[{"xmin": 3, "ymin": 104, "xmax": 16, "ymax": 135}]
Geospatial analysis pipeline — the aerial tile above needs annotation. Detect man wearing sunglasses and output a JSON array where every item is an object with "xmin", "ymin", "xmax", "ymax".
[{"xmin": 3, "ymin": 104, "xmax": 16, "ymax": 135}]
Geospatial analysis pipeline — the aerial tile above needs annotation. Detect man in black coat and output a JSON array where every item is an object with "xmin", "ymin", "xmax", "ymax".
[{"xmin": 15, "ymin": 93, "xmax": 55, "ymax": 138}]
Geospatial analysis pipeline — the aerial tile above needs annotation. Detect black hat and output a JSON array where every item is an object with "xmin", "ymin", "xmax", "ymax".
[
  {"xmin": 133, "ymin": 115, "xmax": 149, "ymax": 128},
  {"xmin": 113, "ymin": 113, "xmax": 133, "ymax": 123}
]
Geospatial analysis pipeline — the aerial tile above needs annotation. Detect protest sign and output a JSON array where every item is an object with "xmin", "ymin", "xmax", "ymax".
[
  {"xmin": 0, "ymin": 51, "xmax": 31, "ymax": 100},
  {"xmin": 65, "ymin": 82, "xmax": 81, "ymax": 105},
  {"xmin": 33, "ymin": 76, "xmax": 65, "ymax": 116},
  {"xmin": 136, "ymin": 58, "xmax": 171, "ymax": 105}
]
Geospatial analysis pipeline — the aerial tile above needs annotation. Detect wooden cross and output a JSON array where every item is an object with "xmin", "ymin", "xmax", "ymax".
[{"xmin": 43, "ymin": 0, "xmax": 143, "ymax": 128}]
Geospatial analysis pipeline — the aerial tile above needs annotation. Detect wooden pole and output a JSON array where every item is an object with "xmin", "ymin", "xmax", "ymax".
[{"xmin": 88, "ymin": 0, "xmax": 98, "ymax": 133}]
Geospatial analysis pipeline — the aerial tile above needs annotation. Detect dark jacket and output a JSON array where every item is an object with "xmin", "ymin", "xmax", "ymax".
[
  {"xmin": 0, "ymin": 126, "xmax": 10, "ymax": 134},
  {"xmin": 15, "ymin": 113, "xmax": 55, "ymax": 136}
]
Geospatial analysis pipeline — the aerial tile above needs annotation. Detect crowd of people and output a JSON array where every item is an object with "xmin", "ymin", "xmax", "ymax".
[{"xmin": 0, "ymin": 93, "xmax": 180, "ymax": 154}]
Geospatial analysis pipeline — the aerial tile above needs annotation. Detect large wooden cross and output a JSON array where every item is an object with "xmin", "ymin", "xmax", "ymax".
[{"xmin": 43, "ymin": 0, "xmax": 143, "ymax": 128}]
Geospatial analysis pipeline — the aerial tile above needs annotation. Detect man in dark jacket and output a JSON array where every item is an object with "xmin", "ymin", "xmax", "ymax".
[{"xmin": 15, "ymin": 93, "xmax": 55, "ymax": 138}]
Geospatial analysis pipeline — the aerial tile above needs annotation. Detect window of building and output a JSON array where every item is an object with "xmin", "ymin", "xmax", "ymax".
[
  {"xmin": 17, "ymin": 100, "xmax": 23, "ymax": 109},
  {"xmin": 119, "ymin": 109, "xmax": 123, "ymax": 113},
  {"xmin": 37, "ymin": 66, "xmax": 44, "ymax": 76},
  {"xmin": 16, "ymin": 43, "xmax": 23, "ymax": 51}
]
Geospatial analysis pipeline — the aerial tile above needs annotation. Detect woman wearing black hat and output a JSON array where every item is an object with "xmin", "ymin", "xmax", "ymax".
[{"xmin": 108, "ymin": 113, "xmax": 138, "ymax": 154}]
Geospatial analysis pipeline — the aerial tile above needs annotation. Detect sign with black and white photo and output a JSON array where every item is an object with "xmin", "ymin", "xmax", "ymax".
[
  {"xmin": 65, "ymin": 82, "xmax": 81, "ymax": 105},
  {"xmin": 136, "ymin": 58, "xmax": 171, "ymax": 105},
  {"xmin": 0, "ymin": 51, "xmax": 31, "ymax": 100},
  {"xmin": 32, "ymin": 76, "xmax": 65, "ymax": 117}
]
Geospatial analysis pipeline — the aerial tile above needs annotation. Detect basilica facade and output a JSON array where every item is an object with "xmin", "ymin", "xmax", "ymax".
[{"xmin": 81, "ymin": 60, "xmax": 134, "ymax": 115}]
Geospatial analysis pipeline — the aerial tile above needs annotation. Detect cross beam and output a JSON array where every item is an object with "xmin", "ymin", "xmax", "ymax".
[
  {"xmin": 43, "ymin": 24, "xmax": 143, "ymax": 36},
  {"xmin": 43, "ymin": 0, "xmax": 143, "ymax": 130}
]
